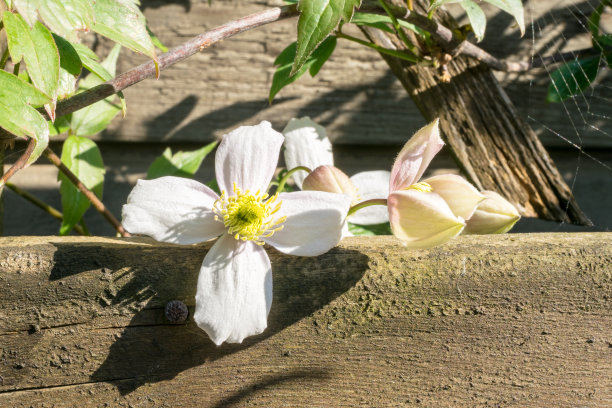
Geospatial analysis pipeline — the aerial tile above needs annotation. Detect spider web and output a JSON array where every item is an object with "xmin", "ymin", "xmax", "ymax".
[{"xmin": 478, "ymin": 0, "xmax": 612, "ymax": 231}]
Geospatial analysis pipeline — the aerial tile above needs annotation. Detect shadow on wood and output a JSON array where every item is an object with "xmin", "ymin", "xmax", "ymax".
[{"xmin": 44, "ymin": 240, "xmax": 368, "ymax": 395}]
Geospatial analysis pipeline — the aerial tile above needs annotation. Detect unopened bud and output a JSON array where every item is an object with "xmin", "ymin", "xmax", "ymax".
[
  {"xmin": 302, "ymin": 165, "xmax": 358, "ymax": 203},
  {"xmin": 464, "ymin": 191, "xmax": 520, "ymax": 235}
]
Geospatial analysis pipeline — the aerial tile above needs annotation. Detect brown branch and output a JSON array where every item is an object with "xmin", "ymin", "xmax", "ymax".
[
  {"xmin": 5, "ymin": 182, "xmax": 86, "ymax": 235},
  {"xmin": 53, "ymin": 5, "xmax": 299, "ymax": 119},
  {"xmin": 0, "ymin": 138, "xmax": 35, "ymax": 186},
  {"xmin": 43, "ymin": 147, "xmax": 131, "ymax": 237}
]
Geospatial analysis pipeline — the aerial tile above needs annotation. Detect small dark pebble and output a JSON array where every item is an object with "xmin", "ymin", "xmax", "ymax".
[
  {"xmin": 586, "ymin": 338, "xmax": 595, "ymax": 344},
  {"xmin": 283, "ymin": 351, "xmax": 292, "ymax": 357},
  {"xmin": 13, "ymin": 363, "xmax": 25, "ymax": 369},
  {"xmin": 541, "ymin": 330, "xmax": 550, "ymax": 335},
  {"xmin": 165, "ymin": 300, "xmax": 189, "ymax": 324}
]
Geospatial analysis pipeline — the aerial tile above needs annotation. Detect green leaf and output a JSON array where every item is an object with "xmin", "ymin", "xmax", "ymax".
[
  {"xmin": 49, "ymin": 115, "xmax": 71, "ymax": 136},
  {"xmin": 53, "ymin": 34, "xmax": 82, "ymax": 76},
  {"xmin": 460, "ymin": 1, "xmax": 486, "ymax": 42},
  {"xmin": 57, "ymin": 67, "xmax": 78, "ymax": 100},
  {"xmin": 146, "ymin": 141, "xmax": 218, "ymax": 179},
  {"xmin": 53, "ymin": 34, "xmax": 82, "ymax": 100},
  {"xmin": 588, "ymin": 2, "xmax": 605, "ymax": 40},
  {"xmin": 429, "ymin": 0, "xmax": 461, "ymax": 9},
  {"xmin": 351, "ymin": 12, "xmax": 426, "ymax": 35},
  {"xmin": 269, "ymin": 37, "xmax": 337, "ymax": 102},
  {"xmin": 147, "ymin": 25, "xmax": 168, "ymax": 53},
  {"xmin": 431, "ymin": 0, "xmax": 523, "ymax": 36},
  {"xmin": 92, "ymin": 0, "xmax": 158, "ymax": 68},
  {"xmin": 14, "ymin": 0, "xmax": 95, "ymax": 42},
  {"xmin": 70, "ymin": 45, "xmax": 123, "ymax": 136},
  {"xmin": 0, "ymin": 69, "xmax": 50, "ymax": 107},
  {"xmin": 547, "ymin": 56, "xmax": 601, "ymax": 103},
  {"xmin": 351, "ymin": 12, "xmax": 395, "ymax": 33},
  {"xmin": 71, "ymin": 43, "xmax": 115, "ymax": 83},
  {"xmin": 599, "ymin": 34, "xmax": 612, "ymax": 48},
  {"xmin": 3, "ymin": 12, "xmax": 60, "ymax": 107},
  {"xmin": 348, "ymin": 222, "xmax": 392, "ymax": 236},
  {"xmin": 309, "ymin": 35, "xmax": 337, "ymax": 76},
  {"xmin": 0, "ymin": 70, "xmax": 51, "ymax": 166},
  {"xmin": 482, "ymin": 0, "xmax": 524, "ymax": 36},
  {"xmin": 58, "ymin": 135, "xmax": 105, "ymax": 235},
  {"xmin": 293, "ymin": 0, "xmax": 360, "ymax": 74}
]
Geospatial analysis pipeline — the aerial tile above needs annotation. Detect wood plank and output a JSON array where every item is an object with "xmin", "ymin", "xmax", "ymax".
[
  {"xmin": 80, "ymin": 0, "xmax": 612, "ymax": 148},
  {"xmin": 0, "ymin": 234, "xmax": 610, "ymax": 406}
]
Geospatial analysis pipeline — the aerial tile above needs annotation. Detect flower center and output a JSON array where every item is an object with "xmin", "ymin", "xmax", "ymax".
[
  {"xmin": 405, "ymin": 181, "xmax": 433, "ymax": 193},
  {"xmin": 213, "ymin": 183, "xmax": 286, "ymax": 245}
]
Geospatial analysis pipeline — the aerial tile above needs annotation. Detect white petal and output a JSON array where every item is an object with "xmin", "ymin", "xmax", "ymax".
[
  {"xmin": 389, "ymin": 119, "xmax": 444, "ymax": 192},
  {"xmin": 122, "ymin": 176, "xmax": 224, "ymax": 244},
  {"xmin": 464, "ymin": 191, "xmax": 520, "ymax": 234},
  {"xmin": 349, "ymin": 170, "xmax": 391, "ymax": 225},
  {"xmin": 215, "ymin": 121, "xmax": 284, "ymax": 193},
  {"xmin": 388, "ymin": 190, "xmax": 465, "ymax": 248},
  {"xmin": 282, "ymin": 117, "xmax": 334, "ymax": 189},
  {"xmin": 264, "ymin": 191, "xmax": 351, "ymax": 256},
  {"xmin": 341, "ymin": 221, "xmax": 353, "ymax": 238},
  {"xmin": 424, "ymin": 174, "xmax": 486, "ymax": 220},
  {"xmin": 194, "ymin": 234, "xmax": 272, "ymax": 345}
]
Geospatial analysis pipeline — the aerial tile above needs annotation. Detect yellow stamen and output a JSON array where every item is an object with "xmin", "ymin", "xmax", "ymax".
[
  {"xmin": 212, "ymin": 184, "xmax": 286, "ymax": 245},
  {"xmin": 405, "ymin": 181, "xmax": 433, "ymax": 193}
]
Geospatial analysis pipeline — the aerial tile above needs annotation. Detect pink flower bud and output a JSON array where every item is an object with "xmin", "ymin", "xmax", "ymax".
[{"xmin": 302, "ymin": 165, "xmax": 358, "ymax": 203}]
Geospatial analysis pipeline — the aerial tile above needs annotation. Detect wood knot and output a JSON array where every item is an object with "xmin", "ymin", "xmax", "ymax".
[{"xmin": 165, "ymin": 300, "xmax": 189, "ymax": 324}]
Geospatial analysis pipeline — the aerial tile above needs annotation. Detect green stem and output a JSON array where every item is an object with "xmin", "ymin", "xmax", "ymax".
[
  {"xmin": 79, "ymin": 219, "xmax": 91, "ymax": 236},
  {"xmin": 336, "ymin": 32, "xmax": 419, "ymax": 63},
  {"xmin": 378, "ymin": 0, "xmax": 418, "ymax": 55},
  {"xmin": 276, "ymin": 166, "xmax": 312, "ymax": 193},
  {"xmin": 0, "ymin": 47, "xmax": 9, "ymax": 71},
  {"xmin": 347, "ymin": 198, "xmax": 388, "ymax": 217},
  {"xmin": 12, "ymin": 61, "xmax": 19, "ymax": 76},
  {"xmin": 5, "ymin": 182, "xmax": 86, "ymax": 235}
]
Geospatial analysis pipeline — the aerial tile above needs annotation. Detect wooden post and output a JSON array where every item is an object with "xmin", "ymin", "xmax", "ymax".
[{"xmin": 0, "ymin": 234, "xmax": 610, "ymax": 406}]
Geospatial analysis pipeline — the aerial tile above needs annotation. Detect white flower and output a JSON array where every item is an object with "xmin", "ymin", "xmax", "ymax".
[
  {"xmin": 122, "ymin": 121, "xmax": 351, "ymax": 345},
  {"xmin": 283, "ymin": 117, "xmax": 390, "ymax": 225},
  {"xmin": 387, "ymin": 120, "xmax": 486, "ymax": 248}
]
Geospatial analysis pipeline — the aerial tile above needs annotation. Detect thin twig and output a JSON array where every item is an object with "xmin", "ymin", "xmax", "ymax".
[
  {"xmin": 52, "ymin": 5, "xmax": 299, "ymax": 120},
  {"xmin": 0, "ymin": 138, "xmax": 35, "ymax": 186},
  {"xmin": 43, "ymin": 147, "xmax": 131, "ymax": 237},
  {"xmin": 5, "ymin": 182, "xmax": 86, "ymax": 235}
]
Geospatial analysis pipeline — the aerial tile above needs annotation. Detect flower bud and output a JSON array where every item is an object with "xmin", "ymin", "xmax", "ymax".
[
  {"xmin": 302, "ymin": 165, "xmax": 358, "ymax": 203},
  {"xmin": 464, "ymin": 191, "xmax": 520, "ymax": 235}
]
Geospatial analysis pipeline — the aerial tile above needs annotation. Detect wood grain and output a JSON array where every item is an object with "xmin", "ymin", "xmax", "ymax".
[{"xmin": 0, "ymin": 234, "xmax": 610, "ymax": 407}]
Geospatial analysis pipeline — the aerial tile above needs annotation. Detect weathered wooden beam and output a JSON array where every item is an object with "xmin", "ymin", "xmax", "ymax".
[{"xmin": 0, "ymin": 234, "xmax": 610, "ymax": 406}]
